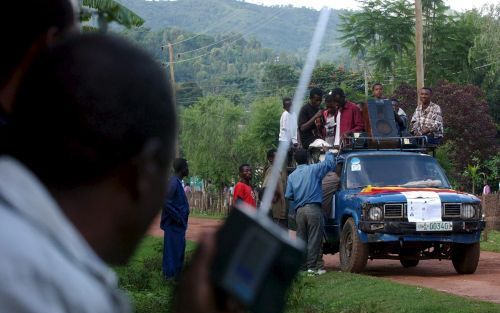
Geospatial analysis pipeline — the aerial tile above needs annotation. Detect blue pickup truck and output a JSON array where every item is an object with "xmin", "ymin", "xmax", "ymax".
[{"xmin": 312, "ymin": 140, "xmax": 485, "ymax": 274}]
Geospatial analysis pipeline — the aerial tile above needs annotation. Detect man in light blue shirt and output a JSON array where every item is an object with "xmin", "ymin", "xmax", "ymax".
[{"xmin": 285, "ymin": 149, "xmax": 335, "ymax": 274}]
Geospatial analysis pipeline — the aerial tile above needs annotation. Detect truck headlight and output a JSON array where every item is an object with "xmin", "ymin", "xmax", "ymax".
[
  {"xmin": 461, "ymin": 204, "xmax": 476, "ymax": 219},
  {"xmin": 368, "ymin": 207, "xmax": 383, "ymax": 221}
]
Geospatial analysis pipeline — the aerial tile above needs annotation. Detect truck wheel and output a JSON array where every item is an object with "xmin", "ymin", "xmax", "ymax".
[
  {"xmin": 400, "ymin": 249, "xmax": 419, "ymax": 268},
  {"xmin": 340, "ymin": 217, "xmax": 368, "ymax": 273},
  {"xmin": 452, "ymin": 242, "xmax": 480, "ymax": 274},
  {"xmin": 400, "ymin": 259, "xmax": 419, "ymax": 268}
]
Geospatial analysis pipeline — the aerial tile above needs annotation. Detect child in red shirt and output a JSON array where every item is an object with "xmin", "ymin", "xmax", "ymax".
[{"xmin": 233, "ymin": 163, "xmax": 256, "ymax": 208}]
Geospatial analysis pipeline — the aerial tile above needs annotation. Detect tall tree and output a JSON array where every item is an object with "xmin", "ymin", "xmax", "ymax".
[
  {"xmin": 262, "ymin": 64, "xmax": 299, "ymax": 97},
  {"xmin": 310, "ymin": 63, "xmax": 364, "ymax": 101},
  {"xmin": 180, "ymin": 96, "xmax": 244, "ymax": 186},
  {"xmin": 466, "ymin": 5, "xmax": 500, "ymax": 122},
  {"xmin": 339, "ymin": 0, "xmax": 414, "ymax": 87},
  {"xmin": 235, "ymin": 96, "xmax": 283, "ymax": 184}
]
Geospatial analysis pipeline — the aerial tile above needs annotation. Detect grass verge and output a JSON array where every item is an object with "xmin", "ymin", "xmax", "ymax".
[
  {"xmin": 481, "ymin": 230, "xmax": 500, "ymax": 253},
  {"xmin": 189, "ymin": 209, "xmax": 226, "ymax": 220},
  {"xmin": 117, "ymin": 237, "xmax": 500, "ymax": 313},
  {"xmin": 287, "ymin": 272, "xmax": 500, "ymax": 313},
  {"xmin": 113, "ymin": 237, "xmax": 197, "ymax": 313}
]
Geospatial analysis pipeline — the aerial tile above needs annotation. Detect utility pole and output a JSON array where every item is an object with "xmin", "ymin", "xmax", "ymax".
[
  {"xmin": 168, "ymin": 43, "xmax": 176, "ymax": 96},
  {"xmin": 415, "ymin": 0, "xmax": 424, "ymax": 95},
  {"xmin": 363, "ymin": 60, "xmax": 369, "ymax": 99},
  {"xmin": 359, "ymin": 52, "xmax": 369, "ymax": 99},
  {"xmin": 162, "ymin": 32, "xmax": 179, "ymax": 156},
  {"xmin": 162, "ymin": 32, "xmax": 176, "ymax": 101}
]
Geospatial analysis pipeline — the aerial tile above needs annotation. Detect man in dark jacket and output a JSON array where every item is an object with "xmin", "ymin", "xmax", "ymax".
[
  {"xmin": 161, "ymin": 158, "xmax": 190, "ymax": 280},
  {"xmin": 298, "ymin": 88, "xmax": 324, "ymax": 149}
]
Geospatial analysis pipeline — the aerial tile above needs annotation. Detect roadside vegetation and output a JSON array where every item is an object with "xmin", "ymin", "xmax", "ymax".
[
  {"xmin": 189, "ymin": 209, "xmax": 227, "ymax": 220},
  {"xmin": 481, "ymin": 230, "xmax": 500, "ymax": 253},
  {"xmin": 116, "ymin": 236, "xmax": 500, "ymax": 313},
  {"xmin": 113, "ymin": 237, "xmax": 196, "ymax": 313}
]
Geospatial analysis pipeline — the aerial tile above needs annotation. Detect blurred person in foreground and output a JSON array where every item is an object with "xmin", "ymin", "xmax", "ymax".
[
  {"xmin": 0, "ymin": 33, "xmax": 233, "ymax": 313},
  {"xmin": 0, "ymin": 0, "xmax": 78, "ymax": 125}
]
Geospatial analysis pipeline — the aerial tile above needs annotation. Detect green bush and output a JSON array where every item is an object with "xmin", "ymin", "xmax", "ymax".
[{"xmin": 114, "ymin": 237, "xmax": 197, "ymax": 313}]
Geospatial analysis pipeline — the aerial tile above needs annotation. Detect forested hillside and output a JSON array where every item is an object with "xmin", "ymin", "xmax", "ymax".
[
  {"xmin": 121, "ymin": 26, "xmax": 307, "ymax": 106},
  {"xmin": 116, "ymin": 0, "xmax": 348, "ymax": 60}
]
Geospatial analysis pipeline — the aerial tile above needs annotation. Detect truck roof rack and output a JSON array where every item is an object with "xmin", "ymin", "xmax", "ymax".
[{"xmin": 339, "ymin": 135, "xmax": 437, "ymax": 156}]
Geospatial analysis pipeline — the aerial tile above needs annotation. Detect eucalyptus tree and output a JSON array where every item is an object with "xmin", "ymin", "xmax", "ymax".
[
  {"xmin": 339, "ymin": 0, "xmax": 414, "ymax": 87},
  {"xmin": 180, "ymin": 96, "xmax": 244, "ymax": 186}
]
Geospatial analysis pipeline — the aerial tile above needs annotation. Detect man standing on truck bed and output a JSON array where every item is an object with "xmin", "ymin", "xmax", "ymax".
[
  {"xmin": 285, "ymin": 148, "xmax": 335, "ymax": 275},
  {"xmin": 298, "ymin": 88, "xmax": 324, "ymax": 149},
  {"xmin": 411, "ymin": 87, "xmax": 443, "ymax": 145}
]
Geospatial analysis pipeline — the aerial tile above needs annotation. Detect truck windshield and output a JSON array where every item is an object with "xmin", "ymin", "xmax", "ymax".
[{"xmin": 346, "ymin": 155, "xmax": 451, "ymax": 189}]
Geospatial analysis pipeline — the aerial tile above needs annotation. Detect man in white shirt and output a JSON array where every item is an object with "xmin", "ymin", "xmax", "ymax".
[
  {"xmin": 279, "ymin": 97, "xmax": 298, "ymax": 145},
  {"xmin": 0, "ymin": 34, "xmax": 176, "ymax": 313},
  {"xmin": 279, "ymin": 97, "xmax": 298, "ymax": 166}
]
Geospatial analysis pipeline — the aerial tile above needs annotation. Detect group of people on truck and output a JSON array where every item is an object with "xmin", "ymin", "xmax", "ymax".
[
  {"xmin": 261, "ymin": 84, "xmax": 444, "ymax": 275},
  {"xmin": 279, "ymin": 83, "xmax": 444, "ymax": 152},
  {"xmin": 235, "ymin": 83, "xmax": 447, "ymax": 275}
]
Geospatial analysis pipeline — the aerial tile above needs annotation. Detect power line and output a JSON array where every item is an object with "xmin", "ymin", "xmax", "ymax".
[
  {"xmin": 174, "ymin": 7, "xmax": 286, "ymax": 58},
  {"xmin": 168, "ymin": 11, "xmax": 286, "ymax": 66},
  {"xmin": 167, "ymin": 9, "xmax": 249, "ymax": 47}
]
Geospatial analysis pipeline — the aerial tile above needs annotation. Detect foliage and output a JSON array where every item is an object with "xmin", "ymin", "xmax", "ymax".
[
  {"xmin": 176, "ymin": 82, "xmax": 203, "ymax": 107},
  {"xmin": 262, "ymin": 64, "xmax": 299, "ymax": 97},
  {"xmin": 339, "ymin": 0, "xmax": 415, "ymax": 89},
  {"xmin": 434, "ymin": 142, "xmax": 457, "ymax": 186},
  {"xmin": 466, "ymin": 5, "xmax": 500, "ymax": 122},
  {"xmin": 120, "ymin": 27, "xmax": 294, "ymax": 106},
  {"xmin": 235, "ymin": 96, "xmax": 283, "ymax": 184},
  {"xmin": 481, "ymin": 230, "xmax": 500, "ymax": 253},
  {"xmin": 81, "ymin": 0, "xmax": 144, "ymax": 32},
  {"xmin": 310, "ymin": 63, "xmax": 365, "ymax": 101},
  {"xmin": 116, "ymin": 0, "xmax": 347, "ymax": 59},
  {"xmin": 340, "ymin": 1, "xmax": 499, "ymax": 122},
  {"xmin": 463, "ymin": 161, "xmax": 481, "ymax": 195},
  {"xmin": 482, "ymin": 155, "xmax": 500, "ymax": 189},
  {"xmin": 393, "ymin": 81, "xmax": 497, "ymax": 190},
  {"xmin": 180, "ymin": 96, "xmax": 244, "ymax": 186}
]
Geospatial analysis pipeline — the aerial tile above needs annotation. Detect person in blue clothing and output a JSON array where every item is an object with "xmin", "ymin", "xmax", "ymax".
[
  {"xmin": 285, "ymin": 148, "xmax": 335, "ymax": 275},
  {"xmin": 161, "ymin": 158, "xmax": 190, "ymax": 280}
]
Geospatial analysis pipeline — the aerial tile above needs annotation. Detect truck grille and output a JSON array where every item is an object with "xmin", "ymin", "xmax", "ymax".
[
  {"xmin": 384, "ymin": 204, "xmax": 404, "ymax": 218},
  {"xmin": 443, "ymin": 203, "xmax": 461, "ymax": 217}
]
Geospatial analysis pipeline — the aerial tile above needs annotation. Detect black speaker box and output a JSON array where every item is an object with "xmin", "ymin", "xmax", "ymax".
[{"xmin": 365, "ymin": 99, "xmax": 398, "ymax": 138}]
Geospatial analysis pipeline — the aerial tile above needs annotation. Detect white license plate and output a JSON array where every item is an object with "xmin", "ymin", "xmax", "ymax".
[{"xmin": 416, "ymin": 222, "xmax": 453, "ymax": 232}]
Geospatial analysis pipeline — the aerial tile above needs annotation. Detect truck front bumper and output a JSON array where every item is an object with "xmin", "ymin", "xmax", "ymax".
[{"xmin": 358, "ymin": 220, "xmax": 485, "ymax": 244}]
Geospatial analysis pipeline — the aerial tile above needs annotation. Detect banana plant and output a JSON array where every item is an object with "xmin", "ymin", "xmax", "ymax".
[{"xmin": 81, "ymin": 0, "xmax": 144, "ymax": 32}]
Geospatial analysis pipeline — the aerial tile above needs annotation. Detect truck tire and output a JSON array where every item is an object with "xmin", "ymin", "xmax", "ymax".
[
  {"xmin": 339, "ymin": 217, "xmax": 368, "ymax": 273},
  {"xmin": 452, "ymin": 242, "xmax": 480, "ymax": 274},
  {"xmin": 400, "ymin": 259, "xmax": 419, "ymax": 268},
  {"xmin": 400, "ymin": 249, "xmax": 419, "ymax": 268}
]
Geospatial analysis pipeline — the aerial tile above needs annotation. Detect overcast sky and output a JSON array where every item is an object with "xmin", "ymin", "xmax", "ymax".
[{"xmin": 244, "ymin": 0, "xmax": 495, "ymax": 11}]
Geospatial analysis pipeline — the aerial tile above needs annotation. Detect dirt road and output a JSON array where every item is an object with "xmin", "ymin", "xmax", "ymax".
[{"xmin": 148, "ymin": 217, "xmax": 500, "ymax": 304}]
